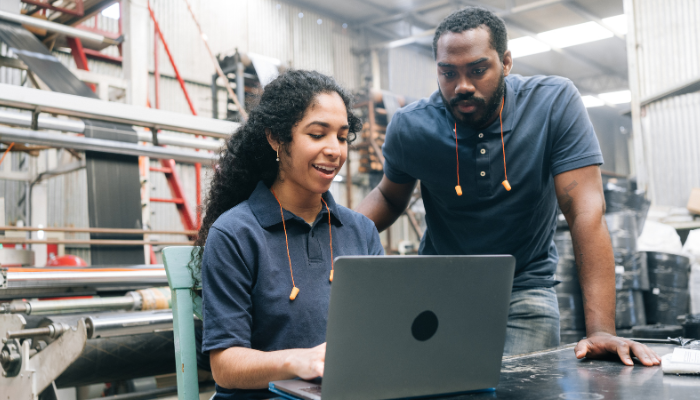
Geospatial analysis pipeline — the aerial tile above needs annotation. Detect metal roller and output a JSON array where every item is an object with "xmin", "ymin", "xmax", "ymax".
[
  {"xmin": 0, "ymin": 287, "xmax": 171, "ymax": 315},
  {"xmin": 85, "ymin": 310, "xmax": 173, "ymax": 339},
  {"xmin": 2, "ymin": 266, "xmax": 167, "ymax": 289}
]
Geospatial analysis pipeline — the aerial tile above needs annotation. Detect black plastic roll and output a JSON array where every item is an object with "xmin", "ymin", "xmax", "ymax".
[
  {"xmin": 615, "ymin": 289, "xmax": 646, "ymax": 329},
  {"xmin": 647, "ymin": 252, "xmax": 691, "ymax": 273},
  {"xmin": 643, "ymin": 287, "xmax": 690, "ymax": 325},
  {"xmin": 631, "ymin": 324, "xmax": 684, "ymax": 339},
  {"xmin": 557, "ymin": 293, "xmax": 585, "ymax": 331},
  {"xmin": 55, "ymin": 331, "xmax": 175, "ymax": 388},
  {"xmin": 606, "ymin": 211, "xmax": 639, "ymax": 238},
  {"xmin": 681, "ymin": 314, "xmax": 700, "ymax": 339},
  {"xmin": 616, "ymin": 252, "xmax": 649, "ymax": 291}
]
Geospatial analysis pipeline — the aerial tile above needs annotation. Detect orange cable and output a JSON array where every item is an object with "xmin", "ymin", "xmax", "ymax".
[
  {"xmin": 270, "ymin": 189, "xmax": 296, "ymax": 290},
  {"xmin": 499, "ymin": 98, "xmax": 507, "ymax": 182},
  {"xmin": 321, "ymin": 197, "xmax": 333, "ymax": 282},
  {"xmin": 0, "ymin": 143, "xmax": 15, "ymax": 168},
  {"xmin": 454, "ymin": 122, "xmax": 460, "ymax": 188}
]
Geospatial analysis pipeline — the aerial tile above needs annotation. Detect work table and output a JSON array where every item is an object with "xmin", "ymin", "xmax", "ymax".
[{"xmin": 456, "ymin": 343, "xmax": 700, "ymax": 399}]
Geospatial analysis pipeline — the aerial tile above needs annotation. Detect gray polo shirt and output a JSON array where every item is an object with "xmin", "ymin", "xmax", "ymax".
[{"xmin": 383, "ymin": 74, "xmax": 603, "ymax": 289}]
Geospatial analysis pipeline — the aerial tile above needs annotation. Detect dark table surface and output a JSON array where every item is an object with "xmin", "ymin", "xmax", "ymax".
[
  {"xmin": 444, "ymin": 344, "xmax": 700, "ymax": 400},
  {"xmin": 270, "ymin": 344, "xmax": 700, "ymax": 400}
]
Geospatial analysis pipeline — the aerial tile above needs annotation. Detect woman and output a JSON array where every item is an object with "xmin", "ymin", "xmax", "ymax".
[{"xmin": 192, "ymin": 70, "xmax": 384, "ymax": 399}]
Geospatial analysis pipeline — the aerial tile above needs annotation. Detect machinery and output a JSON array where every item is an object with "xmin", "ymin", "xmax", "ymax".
[{"xmin": 0, "ymin": 265, "xmax": 183, "ymax": 399}]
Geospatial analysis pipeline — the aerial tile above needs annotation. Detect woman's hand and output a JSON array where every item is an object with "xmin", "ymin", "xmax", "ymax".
[{"xmin": 284, "ymin": 342, "xmax": 326, "ymax": 380}]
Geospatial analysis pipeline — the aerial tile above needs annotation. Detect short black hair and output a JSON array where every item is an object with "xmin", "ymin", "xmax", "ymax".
[{"xmin": 432, "ymin": 7, "xmax": 508, "ymax": 60}]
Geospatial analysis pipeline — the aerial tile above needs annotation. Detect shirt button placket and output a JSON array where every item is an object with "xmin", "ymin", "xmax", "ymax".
[{"xmin": 476, "ymin": 133, "xmax": 490, "ymax": 196}]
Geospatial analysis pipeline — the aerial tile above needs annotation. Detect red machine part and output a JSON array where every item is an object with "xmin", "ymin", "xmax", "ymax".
[{"xmin": 46, "ymin": 254, "xmax": 89, "ymax": 267}]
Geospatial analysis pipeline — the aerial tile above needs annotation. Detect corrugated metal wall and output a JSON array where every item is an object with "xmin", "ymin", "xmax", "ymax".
[
  {"xmin": 149, "ymin": 0, "xmax": 360, "ymax": 90},
  {"xmin": 629, "ymin": 0, "xmax": 700, "ymax": 206},
  {"xmin": 387, "ymin": 46, "xmax": 437, "ymax": 99}
]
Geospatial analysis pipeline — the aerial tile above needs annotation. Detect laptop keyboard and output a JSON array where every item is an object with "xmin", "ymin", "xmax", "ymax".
[{"xmin": 300, "ymin": 385, "xmax": 322, "ymax": 395}]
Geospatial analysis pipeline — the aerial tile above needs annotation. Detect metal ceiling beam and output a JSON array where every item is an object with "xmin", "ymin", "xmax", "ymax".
[
  {"xmin": 504, "ymin": 20, "xmax": 627, "ymax": 80},
  {"xmin": 562, "ymin": 1, "xmax": 625, "ymax": 41}
]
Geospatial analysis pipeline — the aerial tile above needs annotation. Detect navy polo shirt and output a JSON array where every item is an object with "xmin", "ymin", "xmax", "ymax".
[
  {"xmin": 383, "ymin": 74, "xmax": 603, "ymax": 289},
  {"xmin": 201, "ymin": 181, "xmax": 384, "ymax": 400}
]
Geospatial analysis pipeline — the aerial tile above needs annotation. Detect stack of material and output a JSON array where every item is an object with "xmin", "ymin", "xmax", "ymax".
[
  {"xmin": 606, "ymin": 211, "xmax": 649, "ymax": 329},
  {"xmin": 645, "ymin": 252, "xmax": 691, "ymax": 325},
  {"xmin": 554, "ymin": 231, "xmax": 586, "ymax": 343}
]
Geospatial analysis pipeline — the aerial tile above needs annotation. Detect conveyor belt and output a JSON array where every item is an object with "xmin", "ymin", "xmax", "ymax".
[{"xmin": 0, "ymin": 20, "xmax": 97, "ymax": 98}]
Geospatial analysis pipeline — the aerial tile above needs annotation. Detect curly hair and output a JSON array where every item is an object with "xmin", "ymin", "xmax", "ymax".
[
  {"xmin": 432, "ymin": 6, "xmax": 508, "ymax": 60},
  {"xmin": 188, "ymin": 70, "xmax": 362, "ymax": 288}
]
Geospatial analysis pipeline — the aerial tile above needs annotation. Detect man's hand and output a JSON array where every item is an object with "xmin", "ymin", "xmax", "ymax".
[
  {"xmin": 283, "ymin": 342, "xmax": 326, "ymax": 380},
  {"xmin": 574, "ymin": 332, "xmax": 661, "ymax": 366}
]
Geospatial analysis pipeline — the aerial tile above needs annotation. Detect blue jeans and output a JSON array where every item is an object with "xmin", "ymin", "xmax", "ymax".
[{"xmin": 503, "ymin": 287, "xmax": 560, "ymax": 356}]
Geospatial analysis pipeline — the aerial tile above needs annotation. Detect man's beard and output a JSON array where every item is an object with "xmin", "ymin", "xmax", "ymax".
[{"xmin": 442, "ymin": 72, "xmax": 506, "ymax": 129}]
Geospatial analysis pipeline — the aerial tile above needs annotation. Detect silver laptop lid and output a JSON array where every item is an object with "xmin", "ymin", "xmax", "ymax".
[{"xmin": 322, "ymin": 255, "xmax": 515, "ymax": 400}]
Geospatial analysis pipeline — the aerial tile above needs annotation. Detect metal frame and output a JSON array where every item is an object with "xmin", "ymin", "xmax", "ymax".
[
  {"xmin": 0, "ymin": 83, "xmax": 239, "ymax": 138},
  {"xmin": 0, "ymin": 10, "xmax": 119, "ymax": 47},
  {"xmin": 22, "ymin": 0, "xmax": 85, "ymax": 17},
  {"xmin": 0, "ymin": 124, "xmax": 217, "ymax": 164}
]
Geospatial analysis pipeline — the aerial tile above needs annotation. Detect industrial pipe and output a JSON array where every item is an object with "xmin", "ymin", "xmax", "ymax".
[
  {"xmin": 0, "ymin": 83, "xmax": 238, "ymax": 138},
  {"xmin": 0, "ymin": 110, "xmax": 223, "ymax": 151},
  {"xmin": 0, "ymin": 109, "xmax": 84, "ymax": 133},
  {"xmin": 0, "ymin": 10, "xmax": 122, "ymax": 47},
  {"xmin": 0, "ymin": 125, "xmax": 216, "ymax": 164}
]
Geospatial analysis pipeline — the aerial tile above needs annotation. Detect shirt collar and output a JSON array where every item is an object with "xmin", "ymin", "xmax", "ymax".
[
  {"xmin": 248, "ymin": 181, "xmax": 345, "ymax": 229},
  {"xmin": 435, "ymin": 77, "xmax": 515, "ymax": 137}
]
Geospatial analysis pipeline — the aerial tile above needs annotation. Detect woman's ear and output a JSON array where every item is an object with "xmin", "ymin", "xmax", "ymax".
[{"xmin": 265, "ymin": 128, "xmax": 279, "ymax": 153}]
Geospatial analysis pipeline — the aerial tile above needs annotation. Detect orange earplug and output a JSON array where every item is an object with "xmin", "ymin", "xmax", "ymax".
[
  {"xmin": 290, "ymin": 286, "xmax": 300, "ymax": 301},
  {"xmin": 329, "ymin": 270, "xmax": 334, "ymax": 282},
  {"xmin": 502, "ymin": 180, "xmax": 511, "ymax": 191},
  {"xmin": 455, "ymin": 185, "xmax": 463, "ymax": 196}
]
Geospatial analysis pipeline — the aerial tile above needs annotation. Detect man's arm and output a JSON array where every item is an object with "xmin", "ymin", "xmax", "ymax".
[
  {"xmin": 554, "ymin": 165, "xmax": 660, "ymax": 366},
  {"xmin": 356, "ymin": 175, "xmax": 416, "ymax": 232}
]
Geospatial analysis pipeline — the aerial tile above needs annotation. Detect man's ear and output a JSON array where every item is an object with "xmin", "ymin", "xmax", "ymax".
[
  {"xmin": 265, "ymin": 128, "xmax": 279, "ymax": 152},
  {"xmin": 502, "ymin": 50, "xmax": 513, "ymax": 77}
]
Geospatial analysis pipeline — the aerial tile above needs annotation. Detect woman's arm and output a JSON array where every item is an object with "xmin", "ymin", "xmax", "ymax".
[{"xmin": 210, "ymin": 343, "xmax": 326, "ymax": 389}]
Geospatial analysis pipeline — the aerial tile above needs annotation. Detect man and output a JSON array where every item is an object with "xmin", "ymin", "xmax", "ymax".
[{"xmin": 357, "ymin": 7, "xmax": 659, "ymax": 366}]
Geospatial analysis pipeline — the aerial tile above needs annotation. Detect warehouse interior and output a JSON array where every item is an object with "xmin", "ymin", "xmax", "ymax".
[{"xmin": 0, "ymin": 0, "xmax": 700, "ymax": 399}]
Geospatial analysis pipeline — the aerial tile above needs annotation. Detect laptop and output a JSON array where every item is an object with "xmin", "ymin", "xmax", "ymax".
[{"xmin": 269, "ymin": 255, "xmax": 515, "ymax": 400}]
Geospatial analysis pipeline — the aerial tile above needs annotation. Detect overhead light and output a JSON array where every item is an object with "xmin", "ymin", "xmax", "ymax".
[
  {"xmin": 601, "ymin": 14, "xmax": 627, "ymax": 35},
  {"xmin": 599, "ymin": 90, "xmax": 631, "ymax": 104},
  {"xmin": 101, "ymin": 3, "xmax": 119, "ymax": 19},
  {"xmin": 581, "ymin": 95, "xmax": 604, "ymax": 108},
  {"xmin": 538, "ymin": 21, "xmax": 613, "ymax": 48},
  {"xmin": 508, "ymin": 36, "xmax": 550, "ymax": 58}
]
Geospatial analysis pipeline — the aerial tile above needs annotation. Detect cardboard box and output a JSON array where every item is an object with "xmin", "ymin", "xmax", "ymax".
[{"xmin": 688, "ymin": 188, "xmax": 700, "ymax": 215}]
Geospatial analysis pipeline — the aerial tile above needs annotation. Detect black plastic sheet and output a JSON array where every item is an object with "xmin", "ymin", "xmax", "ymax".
[{"xmin": 0, "ymin": 21, "xmax": 98, "ymax": 98}]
